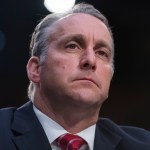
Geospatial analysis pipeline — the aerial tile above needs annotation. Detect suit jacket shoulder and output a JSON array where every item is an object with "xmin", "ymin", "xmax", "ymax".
[
  {"xmin": 1, "ymin": 102, "xmax": 150, "ymax": 150},
  {"xmin": 0, "ymin": 107, "xmax": 17, "ymax": 149},
  {"xmin": 0, "ymin": 102, "xmax": 51, "ymax": 150},
  {"xmin": 0, "ymin": 107, "xmax": 16, "ymax": 126},
  {"xmin": 94, "ymin": 118, "xmax": 150, "ymax": 150}
]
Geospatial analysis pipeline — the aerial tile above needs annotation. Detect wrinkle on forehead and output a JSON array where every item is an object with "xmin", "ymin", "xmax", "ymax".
[{"xmin": 48, "ymin": 13, "xmax": 113, "ymax": 52}]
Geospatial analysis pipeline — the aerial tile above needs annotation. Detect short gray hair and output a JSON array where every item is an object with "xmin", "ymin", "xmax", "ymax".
[{"xmin": 28, "ymin": 3, "xmax": 114, "ymax": 99}]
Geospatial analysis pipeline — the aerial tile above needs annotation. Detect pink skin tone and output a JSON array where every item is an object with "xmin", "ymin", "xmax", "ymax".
[{"xmin": 27, "ymin": 13, "xmax": 113, "ymax": 133}]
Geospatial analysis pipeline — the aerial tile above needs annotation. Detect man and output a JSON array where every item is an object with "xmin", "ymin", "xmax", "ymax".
[{"xmin": 0, "ymin": 3, "xmax": 150, "ymax": 150}]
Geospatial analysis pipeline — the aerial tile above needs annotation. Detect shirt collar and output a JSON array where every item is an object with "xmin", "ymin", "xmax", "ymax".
[{"xmin": 33, "ymin": 105, "xmax": 96, "ymax": 150}]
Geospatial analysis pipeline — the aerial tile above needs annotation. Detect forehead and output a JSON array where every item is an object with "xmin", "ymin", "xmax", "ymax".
[
  {"xmin": 53, "ymin": 13, "xmax": 110, "ymax": 34},
  {"xmin": 49, "ymin": 13, "xmax": 113, "ymax": 47}
]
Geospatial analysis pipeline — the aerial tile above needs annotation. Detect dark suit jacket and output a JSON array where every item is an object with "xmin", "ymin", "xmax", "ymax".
[{"xmin": 1, "ymin": 101, "xmax": 150, "ymax": 150}]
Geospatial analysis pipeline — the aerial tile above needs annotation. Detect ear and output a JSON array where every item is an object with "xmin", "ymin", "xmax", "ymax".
[{"xmin": 26, "ymin": 56, "xmax": 41, "ymax": 83}]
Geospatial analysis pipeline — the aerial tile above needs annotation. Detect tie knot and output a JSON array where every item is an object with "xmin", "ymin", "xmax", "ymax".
[{"xmin": 56, "ymin": 133, "xmax": 88, "ymax": 150}]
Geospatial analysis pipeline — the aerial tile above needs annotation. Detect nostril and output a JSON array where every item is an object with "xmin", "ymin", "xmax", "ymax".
[
  {"xmin": 83, "ymin": 63, "xmax": 90, "ymax": 68},
  {"xmin": 92, "ymin": 65, "xmax": 96, "ymax": 70},
  {"xmin": 82, "ymin": 62, "xmax": 96, "ymax": 70}
]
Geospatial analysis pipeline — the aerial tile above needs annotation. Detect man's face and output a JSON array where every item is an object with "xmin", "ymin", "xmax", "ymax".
[{"xmin": 39, "ymin": 13, "xmax": 113, "ymax": 108}]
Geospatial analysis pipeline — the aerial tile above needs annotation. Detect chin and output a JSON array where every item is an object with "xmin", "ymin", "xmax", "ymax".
[
  {"xmin": 69, "ymin": 90, "xmax": 106, "ymax": 107},
  {"xmin": 64, "ymin": 85, "xmax": 108, "ymax": 106}
]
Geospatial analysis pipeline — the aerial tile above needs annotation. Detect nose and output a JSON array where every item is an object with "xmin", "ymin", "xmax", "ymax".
[{"xmin": 80, "ymin": 49, "xmax": 96, "ymax": 71}]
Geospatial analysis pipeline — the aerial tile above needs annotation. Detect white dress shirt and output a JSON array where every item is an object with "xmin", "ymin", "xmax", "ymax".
[{"xmin": 33, "ymin": 105, "xmax": 96, "ymax": 150}]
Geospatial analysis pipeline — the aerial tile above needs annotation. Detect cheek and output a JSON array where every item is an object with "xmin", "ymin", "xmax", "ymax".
[
  {"xmin": 49, "ymin": 57, "xmax": 75, "ymax": 75},
  {"xmin": 55, "ymin": 59, "xmax": 69, "ymax": 72},
  {"xmin": 47, "ymin": 49, "xmax": 79, "ymax": 74},
  {"xmin": 98, "ymin": 65, "xmax": 113, "ymax": 84}
]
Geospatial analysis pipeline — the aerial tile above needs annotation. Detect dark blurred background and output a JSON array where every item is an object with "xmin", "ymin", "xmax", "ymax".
[{"xmin": 0, "ymin": 0, "xmax": 150, "ymax": 129}]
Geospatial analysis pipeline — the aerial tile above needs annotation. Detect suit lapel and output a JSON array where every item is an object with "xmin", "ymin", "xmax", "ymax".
[
  {"xmin": 94, "ymin": 119, "xmax": 122, "ymax": 150},
  {"xmin": 11, "ymin": 101, "xmax": 52, "ymax": 150},
  {"xmin": 11, "ymin": 102, "xmax": 122, "ymax": 150}
]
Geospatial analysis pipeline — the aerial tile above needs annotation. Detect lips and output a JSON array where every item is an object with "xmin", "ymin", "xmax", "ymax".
[{"xmin": 74, "ymin": 77, "xmax": 98, "ymax": 87}]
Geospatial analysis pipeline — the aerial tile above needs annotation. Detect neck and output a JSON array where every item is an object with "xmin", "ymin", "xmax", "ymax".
[{"xmin": 33, "ymin": 92, "xmax": 101, "ymax": 134}]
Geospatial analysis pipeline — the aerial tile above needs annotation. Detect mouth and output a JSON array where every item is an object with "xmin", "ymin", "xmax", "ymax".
[{"xmin": 74, "ymin": 78, "xmax": 98, "ymax": 87}]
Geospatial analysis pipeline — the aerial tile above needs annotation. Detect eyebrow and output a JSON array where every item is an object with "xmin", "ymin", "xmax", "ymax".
[
  {"xmin": 57, "ymin": 34, "xmax": 86, "ymax": 47},
  {"xmin": 94, "ymin": 40, "xmax": 112, "ymax": 52},
  {"xmin": 52, "ymin": 33, "xmax": 113, "ymax": 52}
]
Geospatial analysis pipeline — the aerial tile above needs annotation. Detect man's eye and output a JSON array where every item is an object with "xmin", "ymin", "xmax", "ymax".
[
  {"xmin": 65, "ymin": 43, "xmax": 78, "ymax": 49},
  {"xmin": 96, "ymin": 50, "xmax": 108, "ymax": 58}
]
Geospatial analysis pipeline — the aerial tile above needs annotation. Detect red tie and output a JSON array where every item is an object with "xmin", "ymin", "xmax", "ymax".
[{"xmin": 56, "ymin": 133, "xmax": 88, "ymax": 150}]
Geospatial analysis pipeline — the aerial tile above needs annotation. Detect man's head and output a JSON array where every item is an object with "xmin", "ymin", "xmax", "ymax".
[{"xmin": 27, "ymin": 3, "xmax": 114, "ymax": 111}]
